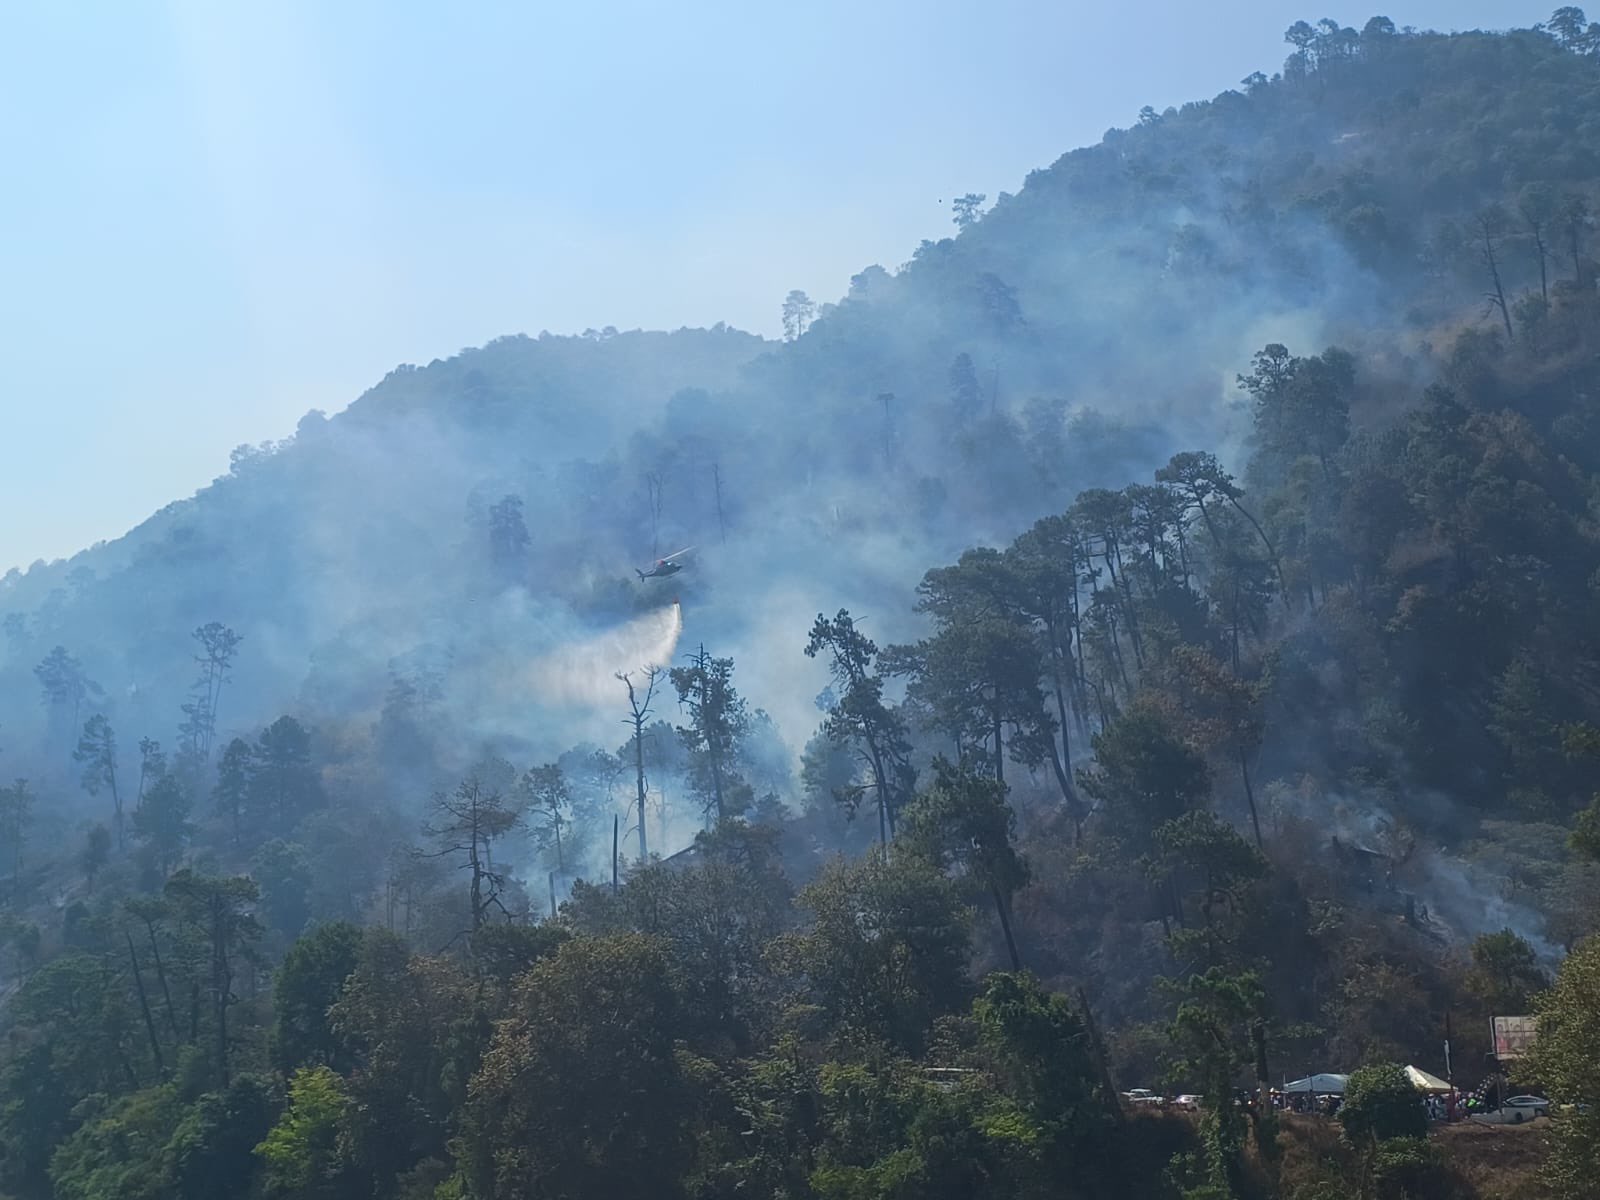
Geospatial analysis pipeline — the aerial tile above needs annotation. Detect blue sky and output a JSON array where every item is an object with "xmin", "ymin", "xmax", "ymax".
[{"xmin": 0, "ymin": 1, "xmax": 1552, "ymax": 572}]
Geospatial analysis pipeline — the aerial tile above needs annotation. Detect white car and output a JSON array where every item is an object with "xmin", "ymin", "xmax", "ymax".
[
  {"xmin": 1121, "ymin": 1089, "xmax": 1165, "ymax": 1107},
  {"xmin": 1503, "ymin": 1095, "xmax": 1550, "ymax": 1118},
  {"xmin": 1173, "ymin": 1094, "xmax": 1203, "ymax": 1111},
  {"xmin": 1469, "ymin": 1096, "xmax": 1549, "ymax": 1125}
]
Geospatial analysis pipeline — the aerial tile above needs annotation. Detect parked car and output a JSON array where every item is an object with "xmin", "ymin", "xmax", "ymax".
[
  {"xmin": 1503, "ymin": 1095, "xmax": 1550, "ymax": 1118},
  {"xmin": 1469, "ymin": 1096, "xmax": 1549, "ymax": 1125},
  {"xmin": 1121, "ymin": 1089, "xmax": 1164, "ymax": 1108},
  {"xmin": 1173, "ymin": 1095, "xmax": 1203, "ymax": 1111}
]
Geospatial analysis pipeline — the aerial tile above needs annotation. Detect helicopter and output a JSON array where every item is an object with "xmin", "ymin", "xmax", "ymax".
[{"xmin": 636, "ymin": 546, "xmax": 694, "ymax": 581}]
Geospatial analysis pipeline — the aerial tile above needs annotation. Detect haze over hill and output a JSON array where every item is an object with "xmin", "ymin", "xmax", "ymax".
[
  {"xmin": 5, "ymin": 15, "xmax": 1594, "ymax": 813},
  {"xmin": 3, "ymin": 14, "xmax": 1600, "ymax": 1200},
  {"xmin": 0, "ymin": 1, "xmax": 1551, "ymax": 571}
]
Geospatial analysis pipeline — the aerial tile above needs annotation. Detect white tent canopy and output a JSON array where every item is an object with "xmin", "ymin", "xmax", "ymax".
[
  {"xmin": 1405, "ymin": 1066, "xmax": 1452, "ymax": 1093},
  {"xmin": 1281, "ymin": 1074, "xmax": 1349, "ymax": 1094}
]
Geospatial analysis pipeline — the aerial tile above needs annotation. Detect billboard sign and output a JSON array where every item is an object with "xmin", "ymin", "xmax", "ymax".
[{"xmin": 1490, "ymin": 1015, "xmax": 1539, "ymax": 1060}]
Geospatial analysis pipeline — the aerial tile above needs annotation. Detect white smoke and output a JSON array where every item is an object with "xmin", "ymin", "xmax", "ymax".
[{"xmin": 528, "ymin": 602, "xmax": 683, "ymax": 708}]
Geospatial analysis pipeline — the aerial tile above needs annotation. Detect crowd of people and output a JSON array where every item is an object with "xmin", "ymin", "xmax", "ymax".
[
  {"xmin": 1243, "ymin": 1084, "xmax": 1475, "ymax": 1123},
  {"xmin": 1265, "ymin": 1090, "xmax": 1344, "ymax": 1118}
]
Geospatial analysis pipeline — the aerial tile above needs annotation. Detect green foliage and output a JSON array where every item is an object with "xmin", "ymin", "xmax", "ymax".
[
  {"xmin": 212, "ymin": 737, "xmax": 253, "ymax": 844},
  {"xmin": 616, "ymin": 820, "xmax": 792, "ymax": 1044},
  {"xmin": 7, "ymin": 18, "xmax": 1600, "ymax": 1200},
  {"xmin": 166, "ymin": 1076, "xmax": 275, "ymax": 1200},
  {"xmin": 806, "ymin": 610, "xmax": 916, "ymax": 839},
  {"xmin": 669, "ymin": 646, "xmax": 752, "ymax": 823},
  {"xmin": 1150, "ymin": 810, "xmax": 1267, "ymax": 961},
  {"xmin": 973, "ymin": 972, "xmax": 1112, "ymax": 1167},
  {"xmin": 455, "ymin": 934, "xmax": 694, "ymax": 1200},
  {"xmin": 164, "ymin": 870, "xmax": 263, "ymax": 1088},
  {"xmin": 890, "ymin": 546, "xmax": 1072, "ymax": 792},
  {"xmin": 469, "ymin": 920, "xmax": 571, "ymax": 991},
  {"xmin": 325, "ymin": 932, "xmax": 473, "ymax": 1188},
  {"xmin": 255, "ymin": 1065, "xmax": 349, "ymax": 1196},
  {"xmin": 1371, "ymin": 1136, "xmax": 1448, "ymax": 1200},
  {"xmin": 132, "ymin": 773, "xmax": 193, "ymax": 872},
  {"xmin": 81, "ymin": 822, "xmax": 112, "ymax": 888},
  {"xmin": 899, "ymin": 758, "xmax": 1029, "ymax": 966},
  {"xmin": 1568, "ymin": 725, "xmax": 1600, "ymax": 861},
  {"xmin": 248, "ymin": 716, "xmax": 323, "ymax": 833},
  {"xmin": 773, "ymin": 849, "xmax": 971, "ymax": 1053},
  {"xmin": 487, "ymin": 494, "xmax": 530, "ymax": 582},
  {"xmin": 1339, "ymin": 1063, "xmax": 1428, "ymax": 1145},
  {"xmin": 517, "ymin": 762, "xmax": 573, "ymax": 874},
  {"xmin": 45, "ymin": 1075, "xmax": 270, "ymax": 1200},
  {"xmin": 1467, "ymin": 928, "xmax": 1550, "ymax": 1013},
  {"xmin": 272, "ymin": 922, "xmax": 364, "ymax": 1073},
  {"xmin": 73, "ymin": 714, "xmax": 122, "ymax": 836},
  {"xmin": 1165, "ymin": 968, "xmax": 1267, "ymax": 1193},
  {"xmin": 801, "ymin": 1052, "xmax": 1053, "ymax": 1200},
  {"xmin": 0, "ymin": 777, "xmax": 34, "ymax": 890},
  {"xmin": 1240, "ymin": 343, "xmax": 1354, "ymax": 482},
  {"xmin": 253, "ymin": 838, "xmax": 313, "ymax": 939},
  {"xmin": 1526, "ymin": 936, "xmax": 1600, "ymax": 1198},
  {"xmin": 1079, "ymin": 708, "xmax": 1211, "ymax": 853},
  {"xmin": 49, "ymin": 1085, "xmax": 185, "ymax": 1200}
]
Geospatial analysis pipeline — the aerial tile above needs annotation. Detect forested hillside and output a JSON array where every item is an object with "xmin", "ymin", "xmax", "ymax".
[{"xmin": 3, "ymin": 13, "xmax": 1600, "ymax": 1200}]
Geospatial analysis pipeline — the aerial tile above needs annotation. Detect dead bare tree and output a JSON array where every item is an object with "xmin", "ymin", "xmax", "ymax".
[
  {"xmin": 711, "ymin": 462, "xmax": 727, "ymax": 544},
  {"xmin": 617, "ymin": 666, "xmax": 662, "ymax": 862},
  {"xmin": 878, "ymin": 393, "xmax": 897, "ymax": 466},
  {"xmin": 417, "ymin": 775, "xmax": 522, "ymax": 940},
  {"xmin": 646, "ymin": 472, "xmax": 665, "ymax": 558},
  {"xmin": 1476, "ymin": 204, "xmax": 1515, "ymax": 341}
]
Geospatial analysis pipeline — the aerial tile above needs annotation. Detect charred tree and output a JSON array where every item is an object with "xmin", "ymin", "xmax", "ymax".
[{"xmin": 618, "ymin": 667, "xmax": 662, "ymax": 861}]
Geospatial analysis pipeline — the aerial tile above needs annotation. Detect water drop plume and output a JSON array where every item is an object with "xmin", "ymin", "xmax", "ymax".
[{"xmin": 529, "ymin": 603, "xmax": 683, "ymax": 708}]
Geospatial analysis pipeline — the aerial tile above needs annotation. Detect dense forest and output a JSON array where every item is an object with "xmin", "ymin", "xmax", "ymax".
[{"xmin": 4, "ymin": 12, "xmax": 1600, "ymax": 1200}]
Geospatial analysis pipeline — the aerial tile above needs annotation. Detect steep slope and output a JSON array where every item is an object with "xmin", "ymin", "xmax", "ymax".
[
  {"xmin": 5, "ymin": 21, "xmax": 1600, "ymax": 1200},
  {"xmin": 1, "ymin": 21, "xmax": 1596, "ymax": 805}
]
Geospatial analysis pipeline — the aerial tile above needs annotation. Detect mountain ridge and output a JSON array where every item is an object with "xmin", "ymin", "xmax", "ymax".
[
  {"xmin": 0, "ymin": 17, "xmax": 1595, "ymax": 804},
  {"xmin": 4, "ymin": 17, "xmax": 1600, "ymax": 1200}
]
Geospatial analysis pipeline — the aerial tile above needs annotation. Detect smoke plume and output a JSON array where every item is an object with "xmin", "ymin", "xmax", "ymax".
[{"xmin": 528, "ymin": 601, "xmax": 683, "ymax": 709}]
